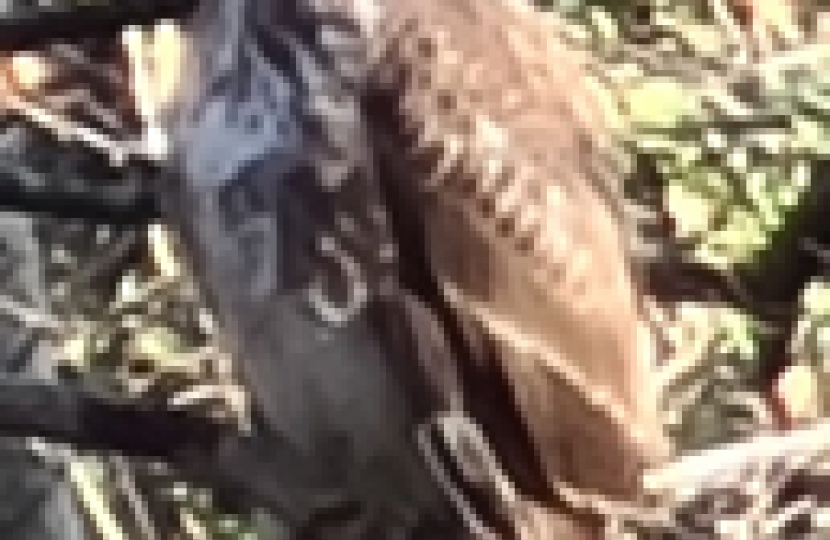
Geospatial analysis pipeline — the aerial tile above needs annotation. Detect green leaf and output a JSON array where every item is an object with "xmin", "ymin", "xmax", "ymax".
[{"xmin": 628, "ymin": 80, "xmax": 697, "ymax": 128}]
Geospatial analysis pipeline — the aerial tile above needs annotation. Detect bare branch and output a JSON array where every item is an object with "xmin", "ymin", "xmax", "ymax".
[{"xmin": 0, "ymin": 375, "xmax": 343, "ymax": 528}]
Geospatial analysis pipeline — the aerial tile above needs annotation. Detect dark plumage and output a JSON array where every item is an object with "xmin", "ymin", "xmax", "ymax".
[{"xmin": 160, "ymin": 0, "xmax": 670, "ymax": 538}]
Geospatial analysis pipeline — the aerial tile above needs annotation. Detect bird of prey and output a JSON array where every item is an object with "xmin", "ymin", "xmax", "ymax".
[{"xmin": 155, "ymin": 0, "xmax": 672, "ymax": 538}]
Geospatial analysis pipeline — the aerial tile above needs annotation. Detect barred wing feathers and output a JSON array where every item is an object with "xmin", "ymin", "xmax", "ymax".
[
  {"xmin": 163, "ymin": 0, "xmax": 669, "ymax": 537},
  {"xmin": 361, "ymin": 0, "xmax": 670, "ymax": 499}
]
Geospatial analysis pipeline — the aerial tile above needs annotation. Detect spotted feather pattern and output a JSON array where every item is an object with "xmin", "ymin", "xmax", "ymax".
[
  {"xmin": 359, "ymin": 0, "xmax": 670, "ymax": 499},
  {"xmin": 162, "ymin": 0, "xmax": 669, "ymax": 537}
]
